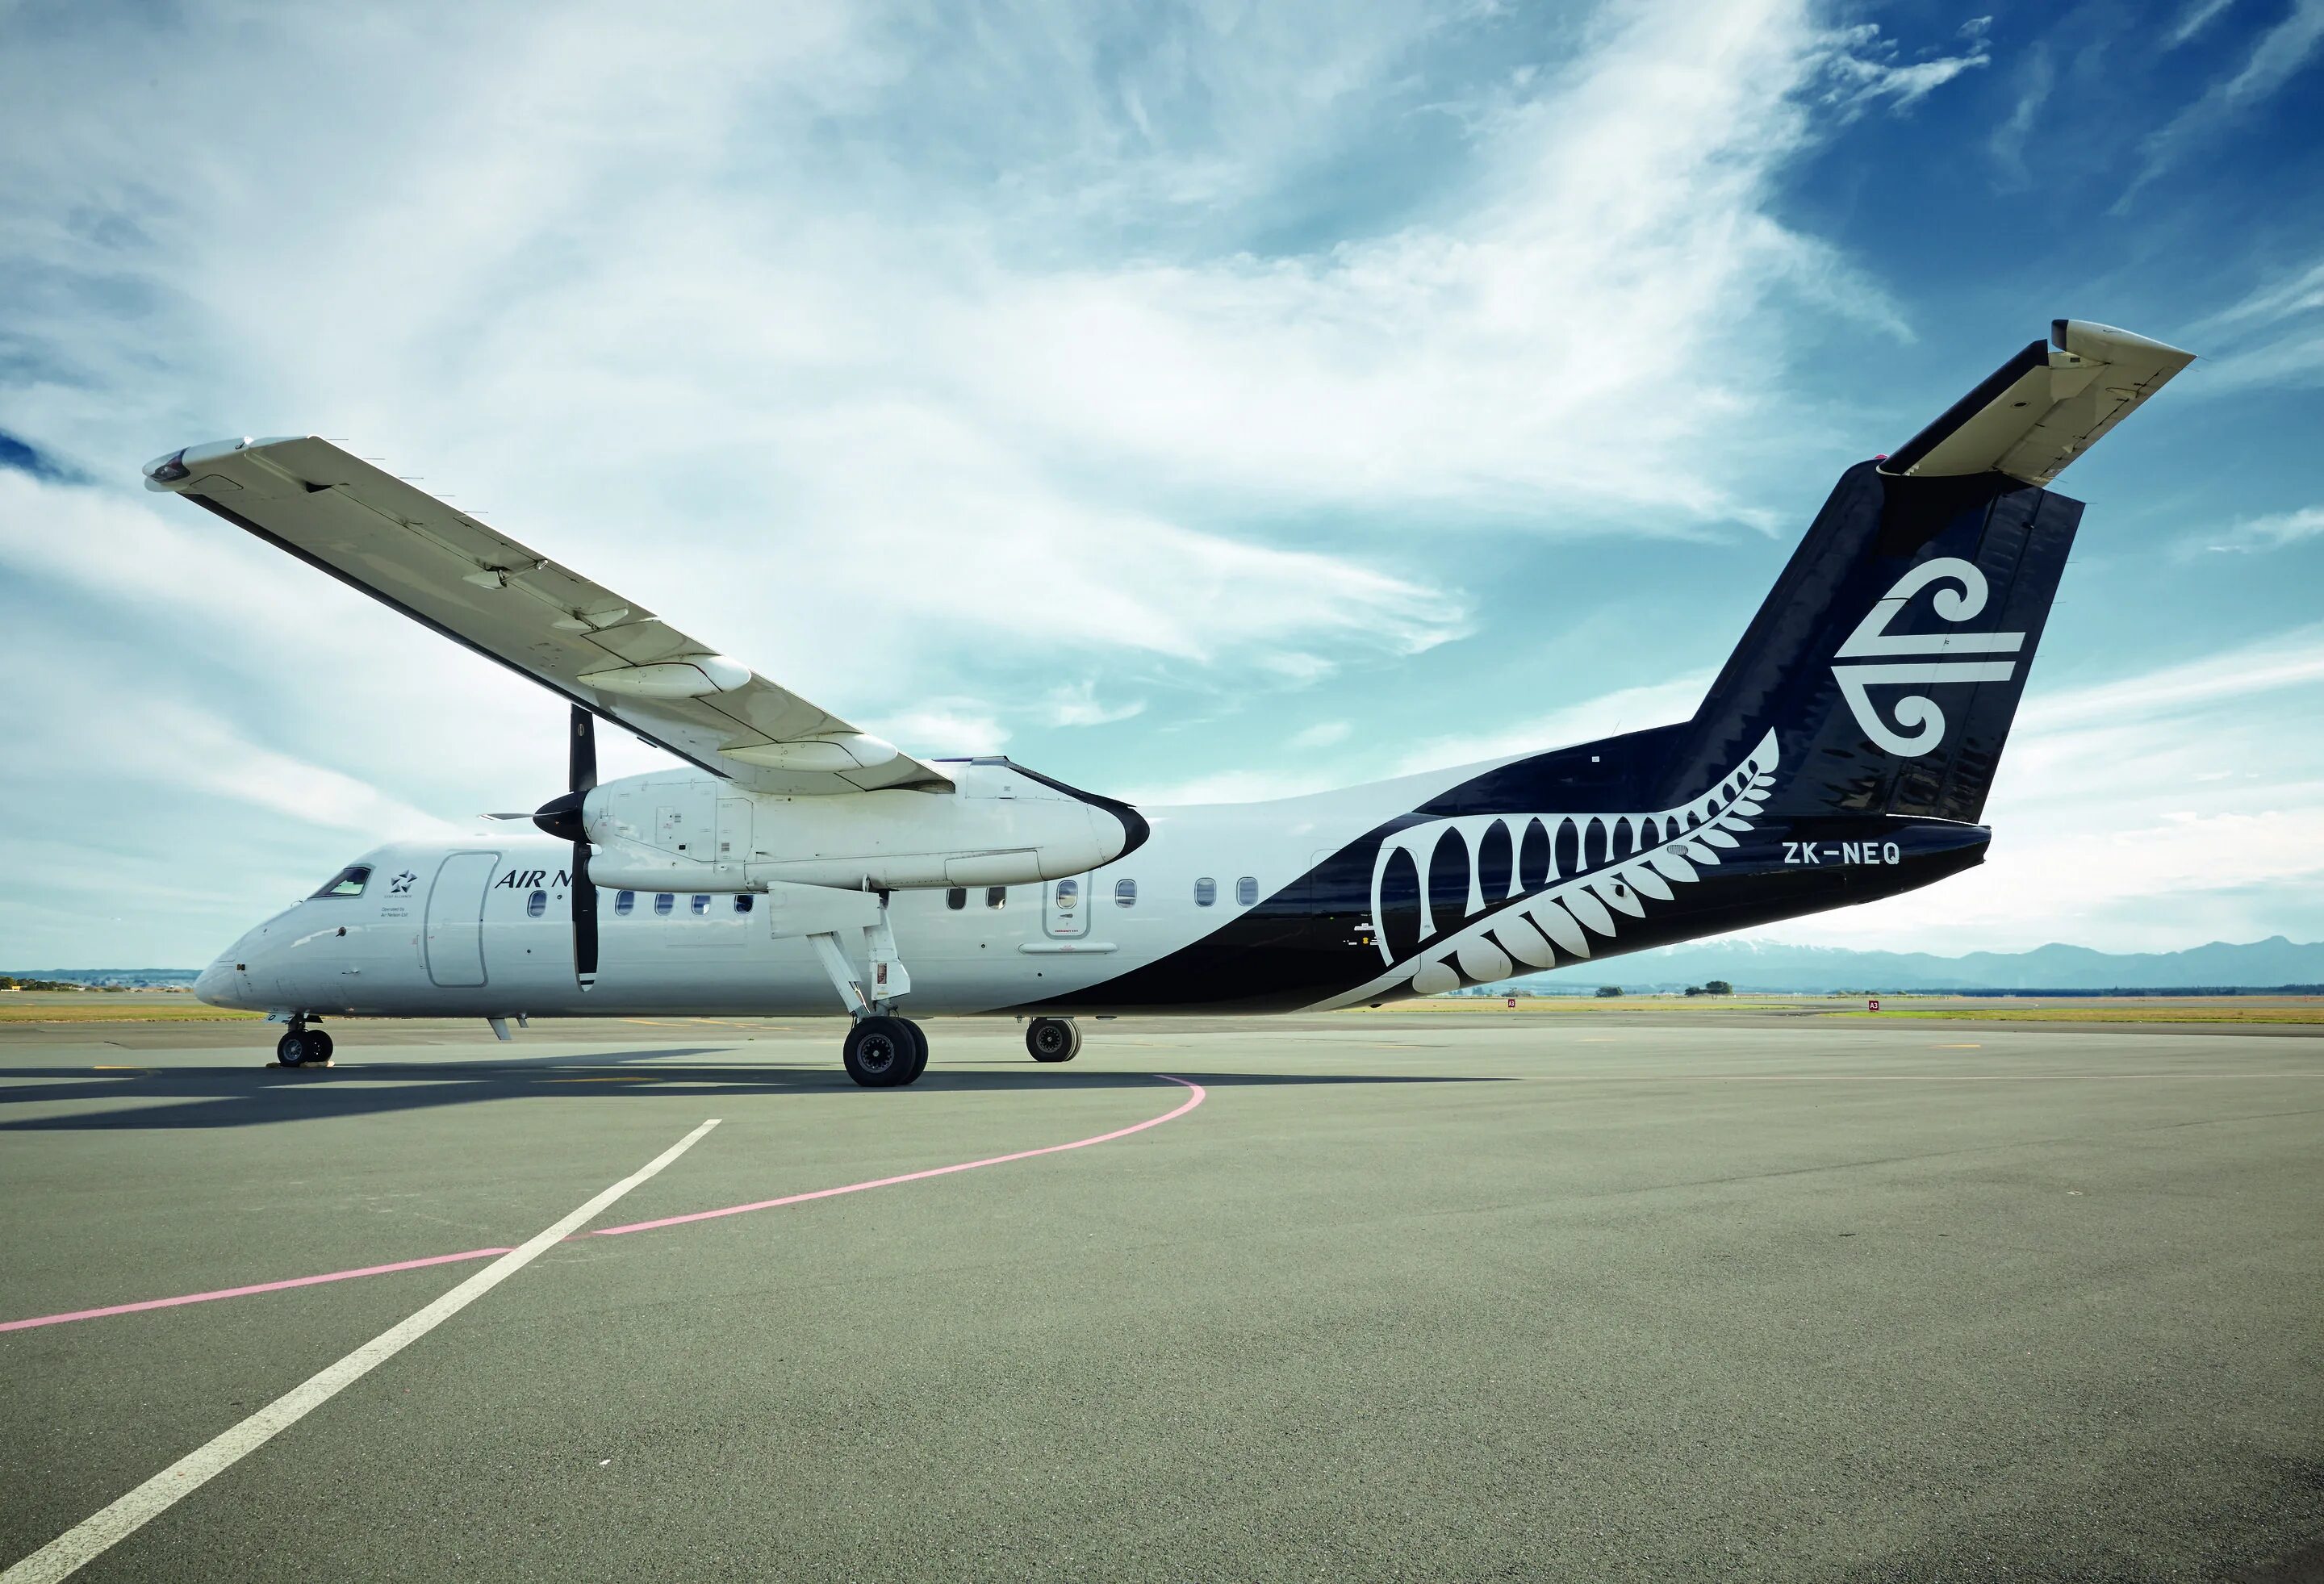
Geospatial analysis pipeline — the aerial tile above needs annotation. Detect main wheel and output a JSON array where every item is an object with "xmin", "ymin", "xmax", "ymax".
[
  {"xmin": 899, "ymin": 1019, "xmax": 930, "ymax": 1085},
  {"xmin": 308, "ymin": 1030, "xmax": 335, "ymax": 1064},
  {"xmin": 1026, "ymin": 1017, "xmax": 1080, "ymax": 1064},
  {"xmin": 843, "ymin": 1016, "xmax": 917, "ymax": 1088},
  {"xmin": 276, "ymin": 1030, "xmax": 314, "ymax": 1067}
]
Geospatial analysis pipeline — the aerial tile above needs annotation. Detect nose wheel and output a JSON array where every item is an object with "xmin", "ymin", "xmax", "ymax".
[
  {"xmin": 275, "ymin": 1022, "xmax": 333, "ymax": 1068},
  {"xmin": 843, "ymin": 1015, "xmax": 928, "ymax": 1088}
]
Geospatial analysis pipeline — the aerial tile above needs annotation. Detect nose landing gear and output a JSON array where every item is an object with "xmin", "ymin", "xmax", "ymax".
[{"xmin": 274, "ymin": 1018, "xmax": 334, "ymax": 1068}]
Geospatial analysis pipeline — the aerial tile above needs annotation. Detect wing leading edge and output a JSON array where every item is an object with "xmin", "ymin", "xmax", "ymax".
[{"xmin": 144, "ymin": 437, "xmax": 950, "ymax": 795}]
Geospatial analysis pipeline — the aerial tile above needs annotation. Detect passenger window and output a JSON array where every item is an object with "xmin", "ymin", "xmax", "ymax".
[
  {"xmin": 947, "ymin": 888, "xmax": 968, "ymax": 910},
  {"xmin": 986, "ymin": 887, "xmax": 1007, "ymax": 909},
  {"xmin": 616, "ymin": 891, "xmax": 635, "ymax": 916},
  {"xmin": 1115, "ymin": 879, "xmax": 1137, "ymax": 908},
  {"xmin": 691, "ymin": 894, "xmax": 711, "ymax": 915},
  {"xmin": 654, "ymin": 893, "xmax": 675, "ymax": 916},
  {"xmin": 1194, "ymin": 876, "xmax": 1217, "ymax": 907},
  {"xmin": 309, "ymin": 865, "xmax": 371, "ymax": 899},
  {"xmin": 1237, "ymin": 876, "xmax": 1259, "ymax": 906},
  {"xmin": 1055, "ymin": 879, "xmax": 1079, "ymax": 911},
  {"xmin": 526, "ymin": 890, "xmax": 547, "ymax": 917},
  {"xmin": 733, "ymin": 894, "xmax": 754, "ymax": 913}
]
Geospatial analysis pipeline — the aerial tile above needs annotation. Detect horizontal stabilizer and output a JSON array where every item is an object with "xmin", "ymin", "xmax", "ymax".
[{"xmin": 1882, "ymin": 319, "xmax": 2194, "ymax": 487}]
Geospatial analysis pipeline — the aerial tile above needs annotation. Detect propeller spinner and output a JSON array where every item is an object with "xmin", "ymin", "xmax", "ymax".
[{"xmin": 531, "ymin": 705, "xmax": 600, "ymax": 989}]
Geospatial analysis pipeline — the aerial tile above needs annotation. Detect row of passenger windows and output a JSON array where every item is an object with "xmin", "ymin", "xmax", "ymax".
[
  {"xmin": 948, "ymin": 876, "xmax": 1261, "ymax": 910},
  {"xmin": 485, "ymin": 880, "xmax": 1269, "ymax": 918}
]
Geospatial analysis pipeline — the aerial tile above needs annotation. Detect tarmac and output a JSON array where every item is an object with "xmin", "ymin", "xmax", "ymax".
[{"xmin": 2, "ymin": 1009, "xmax": 2319, "ymax": 1582}]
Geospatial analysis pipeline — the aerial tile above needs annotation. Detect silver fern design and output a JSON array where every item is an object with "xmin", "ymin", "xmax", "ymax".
[{"xmin": 1361, "ymin": 729, "xmax": 1780, "ymax": 996}]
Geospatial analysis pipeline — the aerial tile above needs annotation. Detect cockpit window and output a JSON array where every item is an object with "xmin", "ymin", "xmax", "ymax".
[{"xmin": 310, "ymin": 865, "xmax": 372, "ymax": 899}]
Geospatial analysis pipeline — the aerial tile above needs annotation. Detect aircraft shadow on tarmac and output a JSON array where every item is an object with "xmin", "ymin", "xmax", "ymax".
[{"xmin": 0, "ymin": 1055, "xmax": 1509, "ymax": 1132}]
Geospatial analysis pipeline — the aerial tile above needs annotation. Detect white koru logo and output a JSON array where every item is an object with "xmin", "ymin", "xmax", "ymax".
[{"xmin": 1833, "ymin": 558, "xmax": 2025, "ymax": 758}]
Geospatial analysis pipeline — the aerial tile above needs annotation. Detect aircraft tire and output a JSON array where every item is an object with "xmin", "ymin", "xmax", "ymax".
[
  {"xmin": 843, "ymin": 1016, "xmax": 917, "ymax": 1088},
  {"xmin": 308, "ymin": 1030, "xmax": 335, "ymax": 1064},
  {"xmin": 276, "ymin": 1030, "xmax": 314, "ymax": 1067},
  {"xmin": 1026, "ymin": 1017, "xmax": 1080, "ymax": 1064},
  {"xmin": 900, "ymin": 1020, "xmax": 930, "ymax": 1085}
]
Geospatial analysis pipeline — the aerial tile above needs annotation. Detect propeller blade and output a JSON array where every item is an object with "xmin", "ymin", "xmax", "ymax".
[
  {"xmin": 479, "ymin": 813, "xmax": 534, "ymax": 821},
  {"xmin": 571, "ymin": 839, "xmax": 598, "ymax": 989},
  {"xmin": 569, "ymin": 706, "xmax": 600, "ymax": 988},
  {"xmin": 569, "ymin": 704, "xmax": 597, "ymax": 795}
]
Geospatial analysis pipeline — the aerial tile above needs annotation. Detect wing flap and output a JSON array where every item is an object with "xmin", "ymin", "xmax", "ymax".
[{"xmin": 145, "ymin": 437, "xmax": 949, "ymax": 795}]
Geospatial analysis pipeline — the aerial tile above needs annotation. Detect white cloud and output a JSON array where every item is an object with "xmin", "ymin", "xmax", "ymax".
[
  {"xmin": 1813, "ymin": 21, "xmax": 1991, "ymax": 115},
  {"xmin": 1289, "ymin": 720, "xmax": 1353, "ymax": 750},
  {"xmin": 1042, "ymin": 681, "xmax": 1147, "ymax": 729},
  {"xmin": 2184, "ymin": 504, "xmax": 2324, "ymax": 554},
  {"xmin": 2124, "ymin": 0, "xmax": 2324, "ymax": 203},
  {"xmin": 1394, "ymin": 674, "xmax": 1711, "ymax": 775},
  {"xmin": 1766, "ymin": 626, "xmax": 2324, "ymax": 951},
  {"xmin": 2167, "ymin": 0, "xmax": 2239, "ymax": 48},
  {"xmin": 0, "ymin": 0, "xmax": 2006, "ymax": 960}
]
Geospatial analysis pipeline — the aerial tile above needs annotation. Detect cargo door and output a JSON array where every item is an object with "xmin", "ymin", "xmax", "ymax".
[{"xmin": 424, "ymin": 851, "xmax": 499, "ymax": 987}]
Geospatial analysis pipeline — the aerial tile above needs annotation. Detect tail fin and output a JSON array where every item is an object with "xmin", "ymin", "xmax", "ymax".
[{"xmin": 1665, "ymin": 320, "xmax": 2192, "ymax": 824}]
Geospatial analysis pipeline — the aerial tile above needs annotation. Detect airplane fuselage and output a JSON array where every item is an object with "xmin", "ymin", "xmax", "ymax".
[{"xmin": 198, "ymin": 742, "xmax": 1988, "ymax": 1022}]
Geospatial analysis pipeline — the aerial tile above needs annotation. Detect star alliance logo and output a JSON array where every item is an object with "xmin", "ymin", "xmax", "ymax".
[{"xmin": 388, "ymin": 870, "xmax": 417, "ymax": 895}]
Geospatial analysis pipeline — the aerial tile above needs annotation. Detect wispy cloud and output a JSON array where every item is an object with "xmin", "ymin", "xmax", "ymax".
[
  {"xmin": 1987, "ymin": 44, "xmax": 2053, "ymax": 189},
  {"xmin": 2167, "ymin": 0, "xmax": 2241, "ymax": 48},
  {"xmin": 2181, "ymin": 504, "xmax": 2324, "ymax": 554},
  {"xmin": 1769, "ymin": 625, "xmax": 2324, "ymax": 951},
  {"xmin": 2122, "ymin": 0, "xmax": 2324, "ymax": 206},
  {"xmin": 1813, "ymin": 18, "xmax": 1992, "ymax": 116},
  {"xmin": 1042, "ymin": 681, "xmax": 1147, "ymax": 729}
]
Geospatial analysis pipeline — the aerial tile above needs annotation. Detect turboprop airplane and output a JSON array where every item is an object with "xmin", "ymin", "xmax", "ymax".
[{"xmin": 157, "ymin": 318, "xmax": 2192, "ymax": 1085}]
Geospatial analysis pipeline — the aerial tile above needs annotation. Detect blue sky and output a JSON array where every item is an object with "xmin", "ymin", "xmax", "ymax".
[{"xmin": 4, "ymin": 0, "xmax": 2322, "ymax": 967}]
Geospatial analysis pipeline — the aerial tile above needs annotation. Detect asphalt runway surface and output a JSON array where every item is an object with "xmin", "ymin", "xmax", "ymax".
[{"xmin": 2, "ymin": 1011, "xmax": 2319, "ymax": 1582}]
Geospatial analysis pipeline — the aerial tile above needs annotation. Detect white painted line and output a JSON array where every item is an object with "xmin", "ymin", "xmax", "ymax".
[{"xmin": 1, "ymin": 1118, "xmax": 722, "ymax": 1584}]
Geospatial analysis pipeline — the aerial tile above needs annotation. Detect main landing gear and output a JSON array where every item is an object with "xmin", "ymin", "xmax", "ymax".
[
  {"xmin": 842, "ymin": 1014, "xmax": 929, "ymax": 1089},
  {"xmin": 801, "ymin": 896, "xmax": 931, "ymax": 1089},
  {"xmin": 1026, "ymin": 1017, "xmax": 1081, "ymax": 1064},
  {"xmin": 274, "ymin": 1017, "xmax": 333, "ymax": 1068}
]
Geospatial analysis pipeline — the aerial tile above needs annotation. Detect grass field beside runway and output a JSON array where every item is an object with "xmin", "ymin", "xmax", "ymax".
[{"xmin": 2, "ymin": 1011, "xmax": 2320, "ymax": 1582}]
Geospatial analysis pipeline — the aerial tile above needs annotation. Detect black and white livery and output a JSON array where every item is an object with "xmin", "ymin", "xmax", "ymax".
[{"xmin": 160, "ymin": 319, "xmax": 2193, "ymax": 1083}]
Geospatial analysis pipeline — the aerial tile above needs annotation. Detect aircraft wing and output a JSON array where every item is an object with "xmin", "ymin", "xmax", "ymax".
[
  {"xmin": 144, "ymin": 436, "xmax": 950, "ymax": 795},
  {"xmin": 1882, "ymin": 318, "xmax": 2196, "ymax": 487}
]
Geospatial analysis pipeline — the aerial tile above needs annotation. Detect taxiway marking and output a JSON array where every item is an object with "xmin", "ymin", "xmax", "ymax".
[
  {"xmin": 0, "ymin": 1075, "xmax": 1209, "ymax": 1334},
  {"xmin": 0, "ymin": 1118, "xmax": 722, "ymax": 1584}
]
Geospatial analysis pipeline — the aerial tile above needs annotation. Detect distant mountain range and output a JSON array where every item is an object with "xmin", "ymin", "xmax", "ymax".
[{"xmin": 1515, "ymin": 936, "xmax": 2324, "ymax": 993}]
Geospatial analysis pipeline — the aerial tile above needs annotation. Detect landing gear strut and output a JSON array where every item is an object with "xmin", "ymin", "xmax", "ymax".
[
  {"xmin": 275, "ymin": 1018, "xmax": 333, "ymax": 1068},
  {"xmin": 801, "ymin": 893, "xmax": 930, "ymax": 1089},
  {"xmin": 1026, "ymin": 1017, "xmax": 1080, "ymax": 1064}
]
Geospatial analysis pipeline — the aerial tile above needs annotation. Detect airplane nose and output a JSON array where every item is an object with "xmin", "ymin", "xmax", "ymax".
[{"xmin": 194, "ymin": 954, "xmax": 238, "ymax": 1007}]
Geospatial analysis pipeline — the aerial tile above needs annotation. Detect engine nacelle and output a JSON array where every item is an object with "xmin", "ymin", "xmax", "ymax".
[{"xmin": 579, "ymin": 759, "xmax": 1142, "ymax": 892}]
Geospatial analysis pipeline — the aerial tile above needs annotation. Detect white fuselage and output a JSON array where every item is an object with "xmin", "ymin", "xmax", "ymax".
[{"xmin": 194, "ymin": 762, "xmax": 1462, "ymax": 1020}]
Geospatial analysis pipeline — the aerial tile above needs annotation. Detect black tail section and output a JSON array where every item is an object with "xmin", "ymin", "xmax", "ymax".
[{"xmin": 1664, "ymin": 462, "xmax": 2080, "ymax": 825}]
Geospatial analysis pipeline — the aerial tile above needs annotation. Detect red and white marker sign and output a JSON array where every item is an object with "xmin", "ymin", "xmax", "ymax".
[{"xmin": 1868, "ymin": 997, "xmax": 1881, "ymax": 1013}]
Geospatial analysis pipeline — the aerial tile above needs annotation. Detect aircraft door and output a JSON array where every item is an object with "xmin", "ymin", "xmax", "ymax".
[
  {"xmin": 424, "ymin": 851, "xmax": 499, "ymax": 988},
  {"xmin": 1043, "ymin": 876, "xmax": 1088, "ymax": 938}
]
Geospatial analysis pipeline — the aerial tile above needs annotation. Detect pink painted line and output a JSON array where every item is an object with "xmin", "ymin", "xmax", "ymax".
[
  {"xmin": 0, "ymin": 1247, "xmax": 513, "ymax": 1333},
  {"xmin": 0, "ymin": 1075, "xmax": 1206, "ymax": 1335},
  {"xmin": 589, "ymin": 1073, "xmax": 1207, "ymax": 1236}
]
